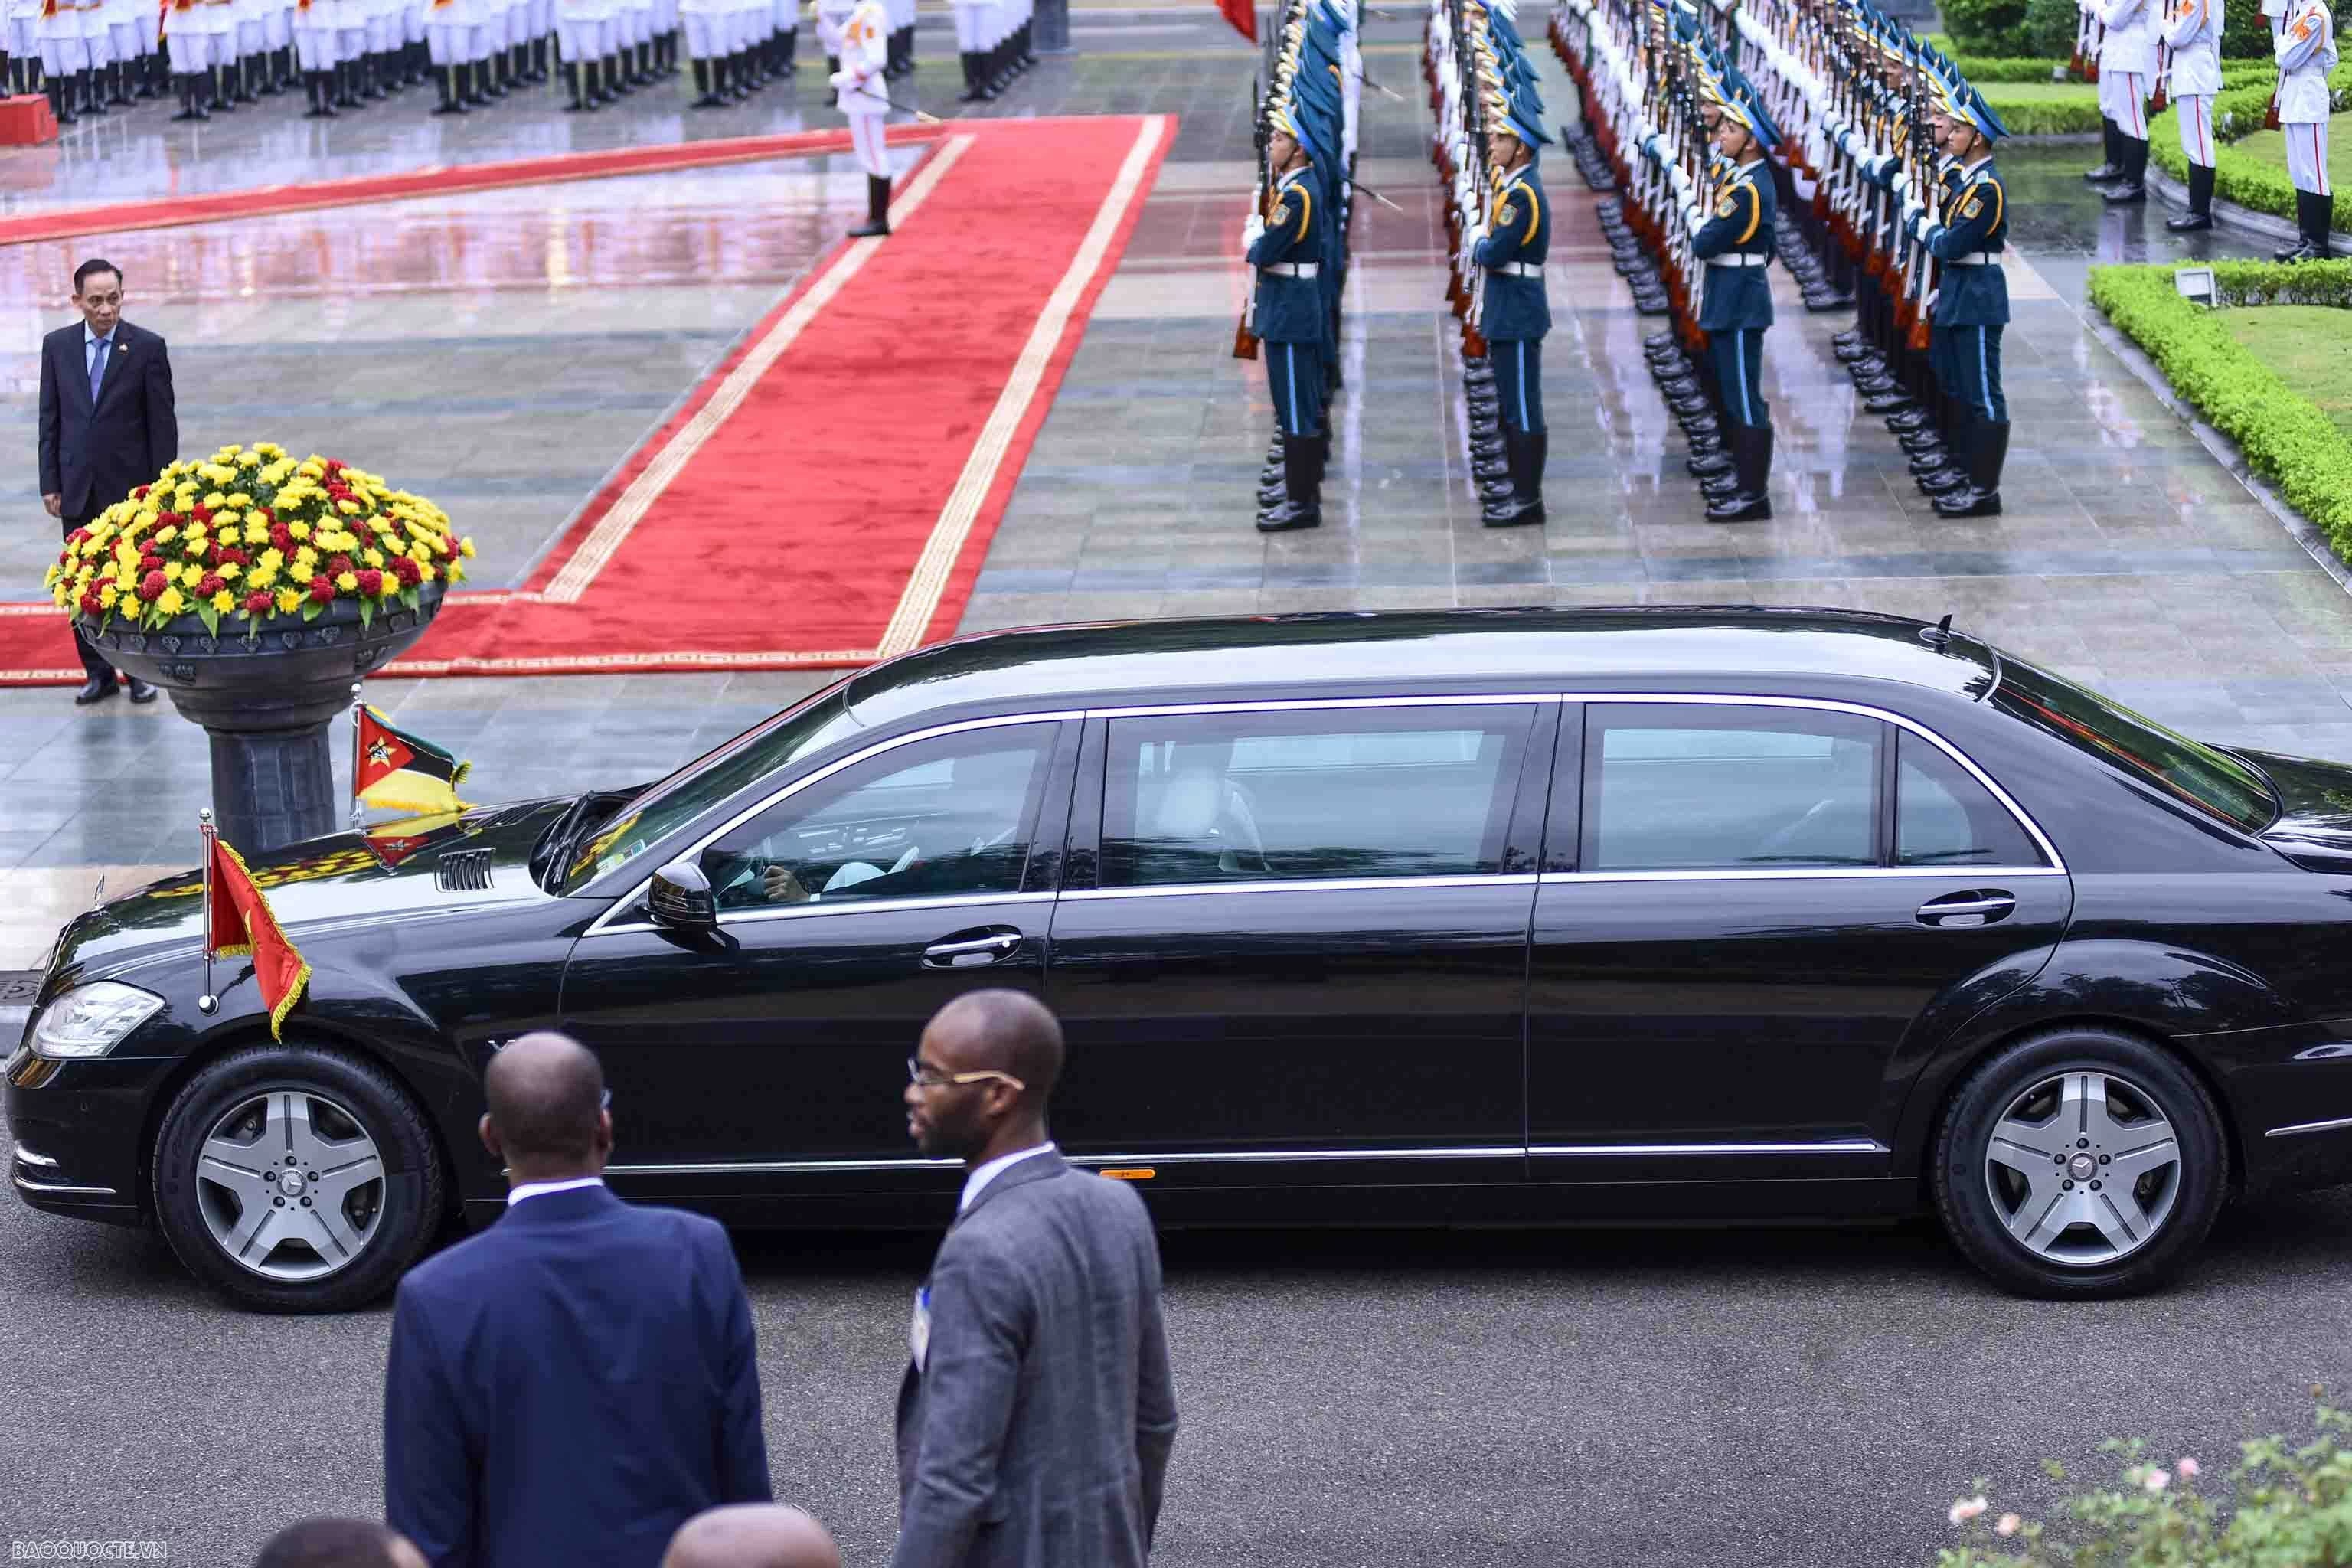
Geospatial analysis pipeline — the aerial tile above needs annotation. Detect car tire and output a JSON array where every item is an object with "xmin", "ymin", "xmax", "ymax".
[
  {"xmin": 152, "ymin": 1043, "xmax": 446, "ymax": 1313},
  {"xmin": 1932, "ymin": 1027, "xmax": 2227, "ymax": 1299}
]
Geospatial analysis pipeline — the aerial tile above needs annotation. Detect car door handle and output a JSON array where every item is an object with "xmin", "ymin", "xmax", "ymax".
[
  {"xmin": 1916, "ymin": 891, "xmax": 2016, "ymax": 928},
  {"xmin": 923, "ymin": 928, "xmax": 1024, "ymax": 968}
]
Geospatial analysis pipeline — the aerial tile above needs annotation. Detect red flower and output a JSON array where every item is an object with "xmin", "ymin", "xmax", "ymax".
[
  {"xmin": 66, "ymin": 526, "xmax": 89, "ymax": 544},
  {"xmin": 156, "ymin": 511, "xmax": 183, "ymax": 528},
  {"xmin": 356, "ymin": 568, "xmax": 383, "ymax": 596},
  {"xmin": 243, "ymin": 590, "xmax": 273, "ymax": 614},
  {"xmin": 79, "ymin": 590, "xmax": 103, "ymax": 615},
  {"xmin": 322, "ymin": 459, "xmax": 345, "ymax": 476},
  {"xmin": 256, "ymin": 505, "xmax": 275, "ymax": 524},
  {"xmin": 139, "ymin": 570, "xmax": 166, "ymax": 601},
  {"xmin": 219, "ymin": 547, "xmax": 250, "ymax": 567},
  {"xmin": 197, "ymin": 572, "xmax": 226, "ymax": 597},
  {"xmin": 390, "ymin": 556, "xmax": 421, "ymax": 586},
  {"xmin": 328, "ymin": 554, "xmax": 353, "ymax": 577},
  {"xmin": 138, "ymin": 555, "xmax": 163, "ymax": 575},
  {"xmin": 133, "ymin": 485, "xmax": 149, "ymax": 499},
  {"xmin": 190, "ymin": 504, "xmax": 214, "ymax": 524},
  {"xmin": 309, "ymin": 574, "xmax": 335, "ymax": 605},
  {"xmin": 270, "ymin": 524, "xmax": 293, "ymax": 553}
]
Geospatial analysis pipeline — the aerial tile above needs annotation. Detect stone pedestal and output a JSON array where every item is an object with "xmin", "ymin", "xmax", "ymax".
[{"xmin": 85, "ymin": 588, "xmax": 444, "ymax": 856}]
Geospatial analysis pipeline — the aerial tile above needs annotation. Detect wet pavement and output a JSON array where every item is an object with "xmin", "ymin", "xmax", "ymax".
[{"xmin": 7, "ymin": 12, "xmax": 2352, "ymax": 933}]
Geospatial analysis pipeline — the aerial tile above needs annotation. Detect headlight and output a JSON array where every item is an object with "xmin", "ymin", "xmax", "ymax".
[{"xmin": 28, "ymin": 981, "xmax": 165, "ymax": 1060}]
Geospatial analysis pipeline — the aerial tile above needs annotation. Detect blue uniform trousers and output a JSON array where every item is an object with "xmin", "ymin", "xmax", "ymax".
[
  {"xmin": 1709, "ymin": 328, "xmax": 1769, "ymax": 429},
  {"xmin": 1491, "ymin": 338, "xmax": 1545, "ymax": 434},
  {"xmin": 1932, "ymin": 323, "xmax": 2007, "ymax": 425},
  {"xmin": 1264, "ymin": 338, "xmax": 1327, "ymax": 438}
]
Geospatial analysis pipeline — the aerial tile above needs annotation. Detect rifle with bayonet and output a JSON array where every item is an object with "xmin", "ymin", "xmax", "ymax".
[{"xmin": 1235, "ymin": 73, "xmax": 1268, "ymax": 361}]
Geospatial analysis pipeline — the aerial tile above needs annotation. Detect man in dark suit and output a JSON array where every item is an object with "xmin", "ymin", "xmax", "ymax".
[
  {"xmin": 37, "ymin": 257, "xmax": 175, "ymax": 706},
  {"xmin": 894, "ymin": 991, "xmax": 1178, "ymax": 1568},
  {"xmin": 384, "ymin": 1031, "xmax": 773, "ymax": 1568}
]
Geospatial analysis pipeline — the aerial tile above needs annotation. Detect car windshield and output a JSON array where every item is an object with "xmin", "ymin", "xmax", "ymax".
[
  {"xmin": 1991, "ymin": 655, "xmax": 2275, "ymax": 833},
  {"xmin": 557, "ymin": 684, "xmax": 864, "ymax": 893}
]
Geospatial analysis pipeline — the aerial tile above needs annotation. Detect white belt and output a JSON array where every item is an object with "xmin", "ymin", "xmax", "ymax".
[
  {"xmin": 1492, "ymin": 262, "xmax": 1544, "ymax": 277},
  {"xmin": 1266, "ymin": 262, "xmax": 1320, "ymax": 279},
  {"xmin": 1945, "ymin": 252, "xmax": 2002, "ymax": 266},
  {"xmin": 1707, "ymin": 253, "xmax": 1769, "ymax": 267}
]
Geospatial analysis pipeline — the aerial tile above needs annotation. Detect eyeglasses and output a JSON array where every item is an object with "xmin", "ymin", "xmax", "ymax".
[
  {"xmin": 600, "ymin": 1089, "xmax": 612, "ymax": 1110},
  {"xmin": 906, "ymin": 1057, "xmax": 1026, "ymax": 1093}
]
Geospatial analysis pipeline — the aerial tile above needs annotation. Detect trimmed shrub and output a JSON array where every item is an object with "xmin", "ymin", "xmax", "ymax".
[
  {"xmin": 1939, "ymin": 0, "xmax": 2037, "ymax": 57},
  {"xmin": 2088, "ymin": 262, "xmax": 2352, "ymax": 559},
  {"xmin": 2021, "ymin": 0, "xmax": 2081, "ymax": 57},
  {"xmin": 1979, "ymin": 81, "xmax": 2110, "ymax": 133}
]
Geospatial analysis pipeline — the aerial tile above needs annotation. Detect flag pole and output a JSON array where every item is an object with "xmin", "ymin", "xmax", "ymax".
[
  {"xmin": 198, "ymin": 807, "xmax": 218, "ymax": 1015},
  {"xmin": 349, "ymin": 682, "xmax": 366, "ymax": 831}
]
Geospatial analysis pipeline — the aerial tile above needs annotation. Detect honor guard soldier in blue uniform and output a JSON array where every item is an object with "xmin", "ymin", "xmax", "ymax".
[
  {"xmin": 1684, "ymin": 86, "xmax": 1780, "ymax": 523},
  {"xmin": 1246, "ymin": 106, "xmax": 1331, "ymax": 532},
  {"xmin": 1471, "ymin": 90, "xmax": 1551, "ymax": 528},
  {"xmin": 1903, "ymin": 77, "xmax": 2011, "ymax": 517}
]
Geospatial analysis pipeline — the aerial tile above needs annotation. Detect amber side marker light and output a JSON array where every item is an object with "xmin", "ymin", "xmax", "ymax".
[{"xmin": 1099, "ymin": 1168, "xmax": 1157, "ymax": 1181}]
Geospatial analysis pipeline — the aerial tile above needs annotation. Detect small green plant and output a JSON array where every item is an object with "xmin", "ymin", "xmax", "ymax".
[{"xmin": 1933, "ymin": 1396, "xmax": 2352, "ymax": 1566}]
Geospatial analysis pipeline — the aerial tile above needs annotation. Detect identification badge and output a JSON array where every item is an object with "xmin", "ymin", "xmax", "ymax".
[
  {"xmin": 1717, "ymin": 194, "xmax": 1737, "ymax": 217},
  {"xmin": 910, "ymin": 1285, "xmax": 932, "ymax": 1373},
  {"xmin": 1496, "ymin": 201, "xmax": 1517, "ymax": 227},
  {"xmin": 1962, "ymin": 197, "xmax": 1983, "ymax": 219}
]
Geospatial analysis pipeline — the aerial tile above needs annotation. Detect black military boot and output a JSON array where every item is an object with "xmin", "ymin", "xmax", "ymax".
[
  {"xmin": 169, "ymin": 71, "xmax": 207, "ymax": 120},
  {"xmin": 848, "ymin": 173, "xmax": 890, "ymax": 238},
  {"xmin": 1933, "ymin": 420, "xmax": 2008, "ymax": 517},
  {"xmin": 825, "ymin": 50, "xmax": 838, "ymax": 103},
  {"xmin": 689, "ymin": 57, "xmax": 724, "ymax": 106},
  {"xmin": 1256, "ymin": 432, "xmax": 1323, "ymax": 532},
  {"xmin": 2103, "ymin": 136, "xmax": 2148, "ymax": 204},
  {"xmin": 2275, "ymin": 190, "xmax": 2321, "ymax": 260},
  {"xmin": 50, "ymin": 72, "xmax": 77, "ymax": 123},
  {"xmin": 1705, "ymin": 424, "xmax": 1773, "ymax": 522},
  {"xmin": 427, "ymin": 64, "xmax": 460, "ymax": 112},
  {"xmin": 1483, "ymin": 428, "xmax": 1546, "ymax": 527},
  {"xmin": 305, "ymin": 68, "xmax": 335, "ymax": 116},
  {"xmin": 731, "ymin": 47, "xmax": 753, "ymax": 97},
  {"xmin": 2316, "ymin": 193, "xmax": 2338, "ymax": 258},
  {"xmin": 2167, "ymin": 163, "xmax": 2215, "ymax": 231},
  {"xmin": 2084, "ymin": 119, "xmax": 2123, "ymax": 182}
]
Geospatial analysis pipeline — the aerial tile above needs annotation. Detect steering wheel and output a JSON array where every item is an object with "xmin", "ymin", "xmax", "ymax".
[{"xmin": 1217, "ymin": 779, "xmax": 1270, "ymax": 874}]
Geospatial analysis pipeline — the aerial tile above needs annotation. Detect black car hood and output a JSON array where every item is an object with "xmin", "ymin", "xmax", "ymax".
[
  {"xmin": 50, "ymin": 796, "xmax": 577, "ymax": 978},
  {"xmin": 2236, "ymin": 748, "xmax": 2352, "ymax": 872}
]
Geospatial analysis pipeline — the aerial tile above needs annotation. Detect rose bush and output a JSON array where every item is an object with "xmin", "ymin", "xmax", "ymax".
[{"xmin": 42, "ymin": 442, "xmax": 475, "ymax": 640}]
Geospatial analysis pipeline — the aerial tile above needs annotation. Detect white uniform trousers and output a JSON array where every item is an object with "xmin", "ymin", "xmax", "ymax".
[
  {"xmin": 2099, "ymin": 67, "xmax": 2148, "ymax": 136},
  {"xmin": 293, "ymin": 6, "xmax": 335, "ymax": 67},
  {"xmin": 2285, "ymin": 116, "xmax": 2331, "ymax": 194},
  {"xmin": 848, "ymin": 109, "xmax": 887, "ymax": 177},
  {"xmin": 2174, "ymin": 92, "xmax": 2215, "ymax": 165},
  {"xmin": 950, "ymin": 0, "xmax": 985, "ymax": 49}
]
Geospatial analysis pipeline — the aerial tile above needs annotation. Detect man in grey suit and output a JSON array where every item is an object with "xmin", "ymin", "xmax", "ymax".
[{"xmin": 894, "ymin": 991, "xmax": 1178, "ymax": 1568}]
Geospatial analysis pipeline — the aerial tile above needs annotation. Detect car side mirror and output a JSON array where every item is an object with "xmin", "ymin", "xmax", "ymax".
[{"xmin": 648, "ymin": 860, "xmax": 717, "ymax": 933}]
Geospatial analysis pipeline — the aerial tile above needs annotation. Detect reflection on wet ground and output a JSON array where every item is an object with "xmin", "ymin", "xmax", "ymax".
[{"xmin": 5, "ymin": 14, "xmax": 2352, "ymax": 895}]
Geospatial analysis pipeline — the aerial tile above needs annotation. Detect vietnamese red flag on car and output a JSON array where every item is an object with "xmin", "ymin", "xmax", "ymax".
[
  {"xmin": 354, "ymin": 704, "xmax": 473, "ymax": 817},
  {"xmin": 1217, "ymin": 0, "xmax": 1255, "ymax": 42},
  {"xmin": 206, "ymin": 834, "xmax": 312, "ymax": 1040}
]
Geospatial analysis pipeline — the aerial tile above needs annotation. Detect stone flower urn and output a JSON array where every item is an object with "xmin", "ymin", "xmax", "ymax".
[{"xmin": 89, "ymin": 586, "xmax": 446, "ymax": 856}]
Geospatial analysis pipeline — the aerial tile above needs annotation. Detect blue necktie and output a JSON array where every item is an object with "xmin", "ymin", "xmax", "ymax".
[{"xmin": 88, "ymin": 335, "xmax": 108, "ymax": 403}]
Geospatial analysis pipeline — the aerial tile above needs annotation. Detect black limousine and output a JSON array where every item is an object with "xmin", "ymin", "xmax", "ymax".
[{"xmin": 13, "ymin": 607, "xmax": 2352, "ymax": 1310}]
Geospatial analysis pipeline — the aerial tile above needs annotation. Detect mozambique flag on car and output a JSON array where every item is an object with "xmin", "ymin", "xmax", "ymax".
[
  {"xmin": 354, "ymin": 705, "xmax": 473, "ymax": 816},
  {"xmin": 362, "ymin": 808, "xmax": 474, "ymax": 868},
  {"xmin": 207, "ymin": 835, "xmax": 312, "ymax": 1040}
]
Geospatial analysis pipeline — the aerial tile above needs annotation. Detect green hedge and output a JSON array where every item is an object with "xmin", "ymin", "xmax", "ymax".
[
  {"xmin": 2088, "ymin": 262, "xmax": 2352, "ymax": 557},
  {"xmin": 1936, "ymin": 0, "xmax": 2036, "ymax": 57},
  {"xmin": 1978, "ymin": 80, "xmax": 2109, "ymax": 133},
  {"xmin": 1919, "ymin": 44, "xmax": 2272, "ymax": 89}
]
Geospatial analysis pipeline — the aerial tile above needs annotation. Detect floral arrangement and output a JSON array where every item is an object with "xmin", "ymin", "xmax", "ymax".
[{"xmin": 44, "ymin": 443, "xmax": 477, "ymax": 639}]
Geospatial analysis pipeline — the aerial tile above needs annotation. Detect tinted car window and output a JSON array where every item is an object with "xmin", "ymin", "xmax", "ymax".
[
  {"xmin": 562, "ymin": 684, "xmax": 864, "ymax": 890},
  {"xmin": 1101, "ymin": 706, "xmax": 1532, "ymax": 887},
  {"xmin": 1896, "ymin": 731, "xmax": 2045, "ymax": 867},
  {"xmin": 1585, "ymin": 704, "xmax": 1881, "ymax": 871},
  {"xmin": 1991, "ymin": 655, "xmax": 2275, "ymax": 832},
  {"xmin": 701, "ymin": 726, "xmax": 1055, "ymax": 910}
]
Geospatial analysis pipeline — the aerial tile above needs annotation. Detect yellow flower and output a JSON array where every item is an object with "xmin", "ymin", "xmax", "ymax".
[
  {"xmin": 199, "ymin": 465, "xmax": 234, "ymax": 485},
  {"xmin": 258, "ymin": 548, "xmax": 285, "ymax": 573},
  {"xmin": 51, "ymin": 583, "xmax": 70, "ymax": 608},
  {"xmin": 275, "ymin": 587, "xmax": 303, "ymax": 615},
  {"xmin": 293, "ymin": 547, "xmax": 318, "ymax": 570},
  {"xmin": 218, "ymin": 563, "xmax": 241, "ymax": 583},
  {"xmin": 43, "ymin": 564, "xmax": 58, "ymax": 590},
  {"xmin": 201, "ymin": 491, "xmax": 228, "ymax": 508},
  {"xmin": 298, "ymin": 459, "xmax": 326, "ymax": 478},
  {"xmin": 459, "ymin": 538, "xmax": 476, "ymax": 558},
  {"xmin": 157, "ymin": 586, "xmax": 186, "ymax": 616},
  {"xmin": 98, "ymin": 585, "xmax": 119, "ymax": 610},
  {"xmin": 236, "ymin": 452, "xmax": 260, "ymax": 469},
  {"xmin": 183, "ymin": 524, "xmax": 207, "ymax": 546},
  {"xmin": 446, "ymin": 560, "xmax": 466, "ymax": 583},
  {"xmin": 155, "ymin": 524, "xmax": 178, "ymax": 544},
  {"xmin": 415, "ymin": 561, "xmax": 436, "ymax": 583},
  {"xmin": 256, "ymin": 442, "xmax": 283, "ymax": 459},
  {"xmin": 248, "ymin": 564, "xmax": 279, "ymax": 591},
  {"xmin": 217, "ymin": 443, "xmax": 244, "ymax": 458},
  {"xmin": 287, "ymin": 521, "xmax": 311, "ymax": 541},
  {"xmin": 227, "ymin": 492, "xmax": 252, "ymax": 507},
  {"xmin": 336, "ymin": 500, "xmax": 361, "ymax": 515},
  {"xmin": 335, "ymin": 571, "xmax": 359, "ymax": 593},
  {"xmin": 361, "ymin": 548, "xmax": 384, "ymax": 569},
  {"xmin": 211, "ymin": 590, "xmax": 236, "ymax": 613}
]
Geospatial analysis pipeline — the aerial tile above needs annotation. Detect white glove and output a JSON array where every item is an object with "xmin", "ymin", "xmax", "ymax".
[
  {"xmin": 1243, "ymin": 214, "xmax": 1266, "ymax": 250},
  {"xmin": 1892, "ymin": 169, "xmax": 1910, "ymax": 200},
  {"xmin": 1468, "ymin": 222, "xmax": 1491, "ymax": 251},
  {"xmin": 1669, "ymin": 165, "xmax": 1692, "ymax": 197},
  {"xmin": 1906, "ymin": 209, "xmax": 1929, "ymax": 243},
  {"xmin": 1902, "ymin": 197, "xmax": 1922, "ymax": 227},
  {"xmin": 1683, "ymin": 201, "xmax": 1704, "ymax": 233}
]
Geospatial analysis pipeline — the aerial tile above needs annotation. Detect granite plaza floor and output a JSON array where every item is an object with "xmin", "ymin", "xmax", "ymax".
[{"xmin": 3, "ymin": 11, "xmax": 2349, "ymax": 964}]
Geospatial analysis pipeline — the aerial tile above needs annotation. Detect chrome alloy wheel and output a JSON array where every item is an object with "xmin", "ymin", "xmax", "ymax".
[
  {"xmin": 194, "ymin": 1089, "xmax": 387, "ymax": 1282},
  {"xmin": 1983, "ymin": 1070, "xmax": 2183, "ymax": 1267}
]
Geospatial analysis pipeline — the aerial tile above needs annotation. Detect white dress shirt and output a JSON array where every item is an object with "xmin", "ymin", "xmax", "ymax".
[
  {"xmin": 507, "ymin": 1174, "xmax": 606, "ymax": 1206},
  {"xmin": 957, "ymin": 1142, "xmax": 1056, "ymax": 1214}
]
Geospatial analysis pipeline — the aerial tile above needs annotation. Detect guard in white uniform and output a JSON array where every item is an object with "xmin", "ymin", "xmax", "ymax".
[
  {"xmin": 162, "ymin": 0, "xmax": 207, "ymax": 115},
  {"xmin": 2273, "ymin": 0, "xmax": 2337, "ymax": 259},
  {"xmin": 680, "ymin": 0, "xmax": 724, "ymax": 100},
  {"xmin": 2161, "ymin": 0, "xmax": 2223, "ymax": 229},
  {"xmin": 292, "ymin": 0, "xmax": 336, "ymax": 109},
  {"xmin": 2092, "ymin": 0, "xmax": 2156, "ymax": 201},
  {"xmin": 38, "ymin": 0, "xmax": 90, "ymax": 121},
  {"xmin": 825, "ymin": 0, "xmax": 893, "ymax": 238},
  {"xmin": 10, "ymin": 0, "xmax": 45, "ymax": 98}
]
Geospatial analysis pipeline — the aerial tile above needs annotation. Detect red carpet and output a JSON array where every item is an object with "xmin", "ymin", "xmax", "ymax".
[
  {"xmin": 0, "ymin": 123, "xmax": 946, "ymax": 245},
  {"xmin": 0, "ymin": 115, "xmax": 1171, "ymax": 683}
]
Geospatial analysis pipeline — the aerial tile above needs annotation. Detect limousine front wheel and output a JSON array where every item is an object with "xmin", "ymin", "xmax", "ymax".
[
  {"xmin": 1933, "ymin": 1028, "xmax": 2227, "ymax": 1298},
  {"xmin": 152, "ymin": 1043, "xmax": 446, "ymax": 1313}
]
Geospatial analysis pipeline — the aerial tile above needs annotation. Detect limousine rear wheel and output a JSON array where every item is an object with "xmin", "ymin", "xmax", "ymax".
[
  {"xmin": 1933, "ymin": 1027, "xmax": 2227, "ymax": 1298},
  {"xmin": 152, "ymin": 1043, "xmax": 446, "ymax": 1313}
]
